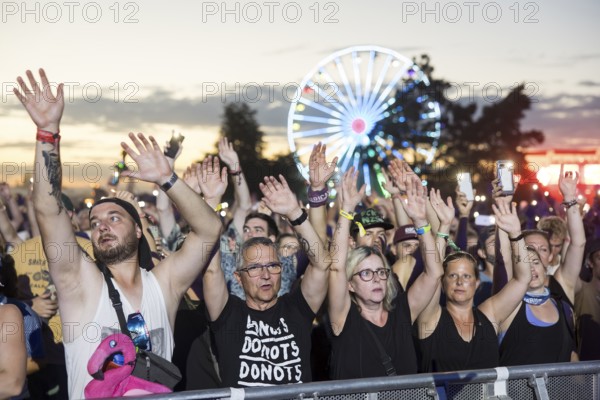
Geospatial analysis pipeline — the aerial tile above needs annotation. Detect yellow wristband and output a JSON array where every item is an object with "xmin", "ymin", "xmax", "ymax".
[
  {"xmin": 339, "ymin": 209, "xmax": 354, "ymax": 221},
  {"xmin": 416, "ymin": 224, "xmax": 431, "ymax": 235}
]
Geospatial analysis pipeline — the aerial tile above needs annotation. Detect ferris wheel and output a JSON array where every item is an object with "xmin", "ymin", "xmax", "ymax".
[{"xmin": 287, "ymin": 45, "xmax": 442, "ymax": 194}]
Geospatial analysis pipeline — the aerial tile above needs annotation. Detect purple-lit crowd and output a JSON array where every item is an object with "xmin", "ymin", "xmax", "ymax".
[{"xmin": 1, "ymin": 69, "xmax": 599, "ymax": 399}]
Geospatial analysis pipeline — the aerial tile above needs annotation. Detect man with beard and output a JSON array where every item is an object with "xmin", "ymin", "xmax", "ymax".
[{"xmin": 14, "ymin": 69, "xmax": 222, "ymax": 398}]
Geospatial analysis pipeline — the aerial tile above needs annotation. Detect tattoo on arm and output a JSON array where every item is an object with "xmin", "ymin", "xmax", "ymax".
[{"xmin": 42, "ymin": 147, "xmax": 63, "ymax": 214}]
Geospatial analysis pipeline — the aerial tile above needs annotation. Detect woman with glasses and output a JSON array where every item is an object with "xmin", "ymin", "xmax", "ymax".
[
  {"xmin": 327, "ymin": 168, "xmax": 444, "ymax": 379},
  {"xmin": 416, "ymin": 196, "xmax": 532, "ymax": 372}
]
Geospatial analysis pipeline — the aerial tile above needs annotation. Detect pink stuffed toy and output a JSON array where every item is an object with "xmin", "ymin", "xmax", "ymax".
[{"xmin": 84, "ymin": 333, "xmax": 171, "ymax": 398}]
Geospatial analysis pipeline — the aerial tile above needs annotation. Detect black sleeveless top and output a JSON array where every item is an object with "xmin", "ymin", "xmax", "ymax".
[
  {"xmin": 499, "ymin": 299, "xmax": 573, "ymax": 366},
  {"xmin": 418, "ymin": 307, "xmax": 499, "ymax": 372},
  {"xmin": 329, "ymin": 293, "xmax": 418, "ymax": 379}
]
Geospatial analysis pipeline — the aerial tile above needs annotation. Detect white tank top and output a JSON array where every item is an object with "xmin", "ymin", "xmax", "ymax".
[{"xmin": 64, "ymin": 269, "xmax": 173, "ymax": 399}]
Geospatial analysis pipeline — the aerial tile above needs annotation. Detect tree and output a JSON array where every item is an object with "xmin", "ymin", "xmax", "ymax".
[
  {"xmin": 412, "ymin": 55, "xmax": 544, "ymax": 196},
  {"xmin": 217, "ymin": 103, "xmax": 305, "ymax": 203}
]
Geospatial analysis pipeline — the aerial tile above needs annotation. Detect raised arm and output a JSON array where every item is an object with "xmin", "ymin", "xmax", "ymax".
[
  {"xmin": 13, "ymin": 69, "xmax": 90, "ymax": 297},
  {"xmin": 454, "ymin": 187, "xmax": 474, "ymax": 250},
  {"xmin": 155, "ymin": 145, "xmax": 182, "ymax": 239},
  {"xmin": 416, "ymin": 188, "xmax": 454, "ymax": 338},
  {"xmin": 328, "ymin": 168, "xmax": 365, "ymax": 335},
  {"xmin": 307, "ymin": 142, "xmax": 338, "ymax": 244},
  {"xmin": 0, "ymin": 304, "xmax": 26, "ymax": 399},
  {"xmin": 260, "ymin": 175, "xmax": 331, "ymax": 313},
  {"xmin": 197, "ymin": 156, "xmax": 228, "ymax": 210},
  {"xmin": 554, "ymin": 166, "xmax": 586, "ymax": 300},
  {"xmin": 0, "ymin": 198, "xmax": 22, "ymax": 245},
  {"xmin": 479, "ymin": 201, "xmax": 531, "ymax": 333},
  {"xmin": 387, "ymin": 159, "xmax": 415, "ymax": 227},
  {"xmin": 403, "ymin": 178, "xmax": 444, "ymax": 323},
  {"xmin": 121, "ymin": 134, "xmax": 223, "ymax": 299},
  {"xmin": 0, "ymin": 183, "xmax": 24, "ymax": 231},
  {"xmin": 491, "ymin": 177, "xmax": 516, "ymax": 290},
  {"xmin": 219, "ymin": 137, "xmax": 252, "ymax": 235}
]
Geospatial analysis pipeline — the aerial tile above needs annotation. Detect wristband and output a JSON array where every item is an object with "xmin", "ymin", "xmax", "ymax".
[
  {"xmin": 436, "ymin": 232, "xmax": 460, "ymax": 251},
  {"xmin": 229, "ymin": 170, "xmax": 242, "ymax": 176},
  {"xmin": 160, "ymin": 172, "xmax": 178, "ymax": 192},
  {"xmin": 339, "ymin": 209, "xmax": 366, "ymax": 237},
  {"xmin": 289, "ymin": 208, "xmax": 308, "ymax": 226},
  {"xmin": 415, "ymin": 224, "xmax": 431, "ymax": 235},
  {"xmin": 561, "ymin": 199, "xmax": 578, "ymax": 210},
  {"xmin": 509, "ymin": 233, "xmax": 524, "ymax": 242},
  {"xmin": 308, "ymin": 187, "xmax": 328, "ymax": 208},
  {"xmin": 36, "ymin": 128, "xmax": 60, "ymax": 144}
]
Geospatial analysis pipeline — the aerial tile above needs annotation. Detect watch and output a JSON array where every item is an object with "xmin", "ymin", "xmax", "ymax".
[{"xmin": 160, "ymin": 172, "xmax": 179, "ymax": 192}]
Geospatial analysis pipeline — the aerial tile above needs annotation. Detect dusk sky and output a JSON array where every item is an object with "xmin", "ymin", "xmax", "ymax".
[{"xmin": 1, "ymin": 0, "xmax": 598, "ymax": 191}]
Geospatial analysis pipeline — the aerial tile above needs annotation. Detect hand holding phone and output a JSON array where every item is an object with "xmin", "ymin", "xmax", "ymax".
[
  {"xmin": 164, "ymin": 131, "xmax": 185, "ymax": 158},
  {"xmin": 457, "ymin": 172, "xmax": 474, "ymax": 201},
  {"xmin": 496, "ymin": 160, "xmax": 515, "ymax": 196}
]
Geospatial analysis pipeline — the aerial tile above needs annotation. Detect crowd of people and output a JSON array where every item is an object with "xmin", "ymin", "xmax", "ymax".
[{"xmin": 0, "ymin": 68, "xmax": 599, "ymax": 399}]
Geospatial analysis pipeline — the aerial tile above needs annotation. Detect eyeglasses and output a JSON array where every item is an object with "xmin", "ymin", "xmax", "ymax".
[
  {"xmin": 239, "ymin": 262, "xmax": 282, "ymax": 277},
  {"xmin": 353, "ymin": 268, "xmax": 391, "ymax": 282}
]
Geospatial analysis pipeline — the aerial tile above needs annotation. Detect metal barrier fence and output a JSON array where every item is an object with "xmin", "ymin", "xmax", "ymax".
[{"xmin": 125, "ymin": 361, "xmax": 600, "ymax": 400}]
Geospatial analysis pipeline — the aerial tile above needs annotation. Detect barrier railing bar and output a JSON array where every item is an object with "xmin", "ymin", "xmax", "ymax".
[{"xmin": 114, "ymin": 361, "xmax": 600, "ymax": 400}]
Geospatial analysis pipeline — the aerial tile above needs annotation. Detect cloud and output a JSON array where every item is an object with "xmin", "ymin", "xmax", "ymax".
[{"xmin": 578, "ymin": 80, "xmax": 600, "ymax": 87}]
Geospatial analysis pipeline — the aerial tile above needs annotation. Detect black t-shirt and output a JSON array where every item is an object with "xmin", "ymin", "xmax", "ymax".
[
  {"xmin": 499, "ymin": 300, "xmax": 573, "ymax": 366},
  {"xmin": 418, "ymin": 307, "xmax": 499, "ymax": 373},
  {"xmin": 329, "ymin": 292, "xmax": 418, "ymax": 379},
  {"xmin": 211, "ymin": 286, "xmax": 316, "ymax": 387}
]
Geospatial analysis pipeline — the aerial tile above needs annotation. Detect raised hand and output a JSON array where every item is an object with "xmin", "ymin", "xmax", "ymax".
[
  {"xmin": 430, "ymin": 188, "xmax": 454, "ymax": 226},
  {"xmin": 492, "ymin": 201, "xmax": 521, "ymax": 237},
  {"xmin": 182, "ymin": 163, "xmax": 202, "ymax": 194},
  {"xmin": 218, "ymin": 137, "xmax": 241, "ymax": 171},
  {"xmin": 558, "ymin": 164, "xmax": 578, "ymax": 201},
  {"xmin": 308, "ymin": 142, "xmax": 338, "ymax": 190},
  {"xmin": 13, "ymin": 69, "xmax": 64, "ymax": 133},
  {"xmin": 455, "ymin": 186, "xmax": 475, "ymax": 218},
  {"xmin": 259, "ymin": 175, "xmax": 299, "ymax": 218},
  {"xmin": 381, "ymin": 168, "xmax": 400, "ymax": 196},
  {"xmin": 198, "ymin": 156, "xmax": 228, "ymax": 203},
  {"xmin": 338, "ymin": 167, "xmax": 366, "ymax": 212},
  {"xmin": 402, "ymin": 177, "xmax": 428, "ymax": 226},
  {"xmin": 120, "ymin": 133, "xmax": 172, "ymax": 185},
  {"xmin": 388, "ymin": 158, "xmax": 417, "ymax": 193}
]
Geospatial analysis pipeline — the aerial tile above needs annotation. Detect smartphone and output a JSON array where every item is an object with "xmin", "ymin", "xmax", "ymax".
[
  {"xmin": 475, "ymin": 214, "xmax": 496, "ymax": 226},
  {"xmin": 496, "ymin": 160, "xmax": 515, "ymax": 195},
  {"xmin": 457, "ymin": 172, "xmax": 474, "ymax": 201},
  {"xmin": 164, "ymin": 131, "xmax": 185, "ymax": 158}
]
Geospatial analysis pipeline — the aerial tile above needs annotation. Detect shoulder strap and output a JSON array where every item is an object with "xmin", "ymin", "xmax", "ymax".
[
  {"xmin": 362, "ymin": 319, "xmax": 396, "ymax": 376},
  {"xmin": 99, "ymin": 262, "xmax": 131, "ymax": 338}
]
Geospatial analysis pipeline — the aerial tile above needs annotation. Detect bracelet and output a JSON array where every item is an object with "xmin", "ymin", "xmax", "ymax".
[
  {"xmin": 561, "ymin": 199, "xmax": 578, "ymax": 210},
  {"xmin": 415, "ymin": 224, "xmax": 431, "ymax": 235},
  {"xmin": 339, "ymin": 209, "xmax": 366, "ymax": 237},
  {"xmin": 289, "ymin": 208, "xmax": 308, "ymax": 226},
  {"xmin": 436, "ymin": 232, "xmax": 460, "ymax": 251},
  {"xmin": 160, "ymin": 172, "xmax": 179, "ymax": 192},
  {"xmin": 509, "ymin": 233, "xmax": 524, "ymax": 242},
  {"xmin": 339, "ymin": 209, "xmax": 354, "ymax": 221},
  {"xmin": 308, "ymin": 187, "xmax": 328, "ymax": 208},
  {"xmin": 229, "ymin": 170, "xmax": 242, "ymax": 176},
  {"xmin": 36, "ymin": 128, "xmax": 60, "ymax": 144}
]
